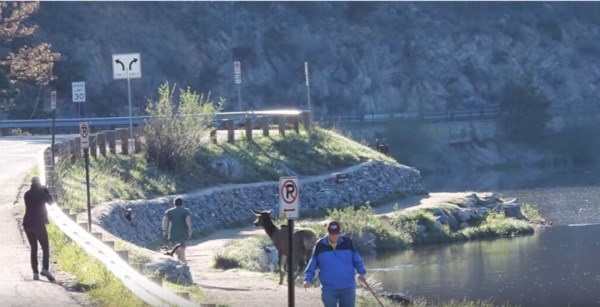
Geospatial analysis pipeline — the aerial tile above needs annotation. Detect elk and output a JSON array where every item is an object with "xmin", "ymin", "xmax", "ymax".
[{"xmin": 251, "ymin": 209, "xmax": 318, "ymax": 284}]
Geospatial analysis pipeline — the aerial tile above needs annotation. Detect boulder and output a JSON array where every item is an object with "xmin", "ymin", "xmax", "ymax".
[{"xmin": 145, "ymin": 255, "xmax": 194, "ymax": 285}]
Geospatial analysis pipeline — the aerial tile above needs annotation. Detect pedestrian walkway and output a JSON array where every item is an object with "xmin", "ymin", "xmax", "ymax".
[{"xmin": 0, "ymin": 138, "xmax": 83, "ymax": 306}]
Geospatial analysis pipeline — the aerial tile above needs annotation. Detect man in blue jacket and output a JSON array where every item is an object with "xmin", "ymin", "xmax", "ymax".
[{"xmin": 304, "ymin": 220, "xmax": 367, "ymax": 307}]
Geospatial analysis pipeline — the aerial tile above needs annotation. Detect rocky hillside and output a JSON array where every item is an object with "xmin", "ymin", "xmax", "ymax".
[{"xmin": 15, "ymin": 2, "xmax": 600, "ymax": 117}]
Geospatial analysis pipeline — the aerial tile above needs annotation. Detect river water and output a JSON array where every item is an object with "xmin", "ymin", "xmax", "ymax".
[{"xmin": 365, "ymin": 167, "xmax": 600, "ymax": 306}]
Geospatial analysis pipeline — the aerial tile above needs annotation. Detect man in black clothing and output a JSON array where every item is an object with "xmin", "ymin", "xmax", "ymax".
[{"xmin": 23, "ymin": 176, "xmax": 55, "ymax": 282}]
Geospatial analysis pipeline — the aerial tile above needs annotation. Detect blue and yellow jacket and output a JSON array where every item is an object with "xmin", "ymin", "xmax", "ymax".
[{"xmin": 304, "ymin": 235, "xmax": 367, "ymax": 290}]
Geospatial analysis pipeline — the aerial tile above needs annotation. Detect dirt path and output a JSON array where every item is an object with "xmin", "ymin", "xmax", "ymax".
[
  {"xmin": 186, "ymin": 227, "xmax": 323, "ymax": 306},
  {"xmin": 185, "ymin": 192, "xmax": 475, "ymax": 306}
]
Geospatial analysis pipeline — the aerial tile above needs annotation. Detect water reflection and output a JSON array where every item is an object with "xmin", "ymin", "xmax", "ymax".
[
  {"xmin": 369, "ymin": 167, "xmax": 600, "ymax": 305},
  {"xmin": 367, "ymin": 225, "xmax": 600, "ymax": 305}
]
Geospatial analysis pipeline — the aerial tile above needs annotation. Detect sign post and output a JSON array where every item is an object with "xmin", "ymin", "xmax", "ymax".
[
  {"xmin": 304, "ymin": 62, "xmax": 311, "ymax": 112},
  {"xmin": 50, "ymin": 91, "xmax": 56, "ymax": 167},
  {"xmin": 112, "ymin": 53, "xmax": 142, "ymax": 150},
  {"xmin": 79, "ymin": 122, "xmax": 92, "ymax": 232},
  {"xmin": 72, "ymin": 82, "xmax": 85, "ymax": 118},
  {"xmin": 279, "ymin": 176, "xmax": 299, "ymax": 307},
  {"xmin": 234, "ymin": 61, "xmax": 242, "ymax": 111}
]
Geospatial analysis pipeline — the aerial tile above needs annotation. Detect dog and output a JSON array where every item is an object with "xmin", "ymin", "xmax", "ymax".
[{"xmin": 159, "ymin": 244, "xmax": 181, "ymax": 257}]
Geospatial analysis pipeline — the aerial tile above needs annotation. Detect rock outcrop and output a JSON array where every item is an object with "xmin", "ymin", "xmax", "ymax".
[{"xmin": 14, "ymin": 2, "xmax": 600, "ymax": 117}]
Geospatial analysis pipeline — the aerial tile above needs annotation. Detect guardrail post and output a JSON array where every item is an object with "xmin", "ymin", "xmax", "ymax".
[
  {"xmin": 106, "ymin": 130, "xmax": 117, "ymax": 154},
  {"xmin": 245, "ymin": 117, "xmax": 252, "ymax": 141},
  {"xmin": 150, "ymin": 276, "xmax": 163, "ymax": 286},
  {"xmin": 278, "ymin": 116, "xmax": 286, "ymax": 137},
  {"xmin": 103, "ymin": 241, "xmax": 115, "ymax": 249},
  {"xmin": 74, "ymin": 137, "xmax": 82, "ymax": 160},
  {"xmin": 301, "ymin": 111, "xmax": 313, "ymax": 133},
  {"xmin": 210, "ymin": 129, "xmax": 217, "ymax": 144},
  {"xmin": 117, "ymin": 128, "xmax": 129, "ymax": 155},
  {"xmin": 291, "ymin": 116, "xmax": 300, "ymax": 133},
  {"xmin": 224, "ymin": 119, "xmax": 234, "ymax": 143},
  {"xmin": 134, "ymin": 126, "xmax": 143, "ymax": 154},
  {"xmin": 89, "ymin": 134, "xmax": 97, "ymax": 159},
  {"xmin": 177, "ymin": 292, "xmax": 190, "ymax": 299},
  {"xmin": 97, "ymin": 133, "xmax": 107, "ymax": 157},
  {"xmin": 57, "ymin": 142, "xmax": 69, "ymax": 159},
  {"xmin": 259, "ymin": 116, "xmax": 269, "ymax": 137},
  {"xmin": 68, "ymin": 140, "xmax": 76, "ymax": 161},
  {"xmin": 116, "ymin": 250, "xmax": 129, "ymax": 262}
]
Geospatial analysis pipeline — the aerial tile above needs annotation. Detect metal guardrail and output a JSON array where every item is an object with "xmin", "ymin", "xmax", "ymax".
[
  {"xmin": 0, "ymin": 109, "xmax": 305, "ymax": 129},
  {"xmin": 39, "ymin": 151, "xmax": 195, "ymax": 307}
]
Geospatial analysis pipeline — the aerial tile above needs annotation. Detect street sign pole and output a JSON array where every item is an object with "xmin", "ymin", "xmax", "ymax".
[
  {"xmin": 50, "ymin": 91, "xmax": 56, "ymax": 167},
  {"xmin": 237, "ymin": 84, "xmax": 242, "ymax": 112},
  {"xmin": 305, "ymin": 62, "xmax": 311, "ymax": 112},
  {"xmin": 288, "ymin": 218, "xmax": 294, "ymax": 307},
  {"xmin": 279, "ymin": 176, "xmax": 299, "ymax": 307},
  {"xmin": 79, "ymin": 122, "xmax": 92, "ymax": 232},
  {"xmin": 84, "ymin": 147, "xmax": 91, "ymax": 232},
  {"xmin": 126, "ymin": 69, "xmax": 134, "ymax": 151},
  {"xmin": 234, "ymin": 61, "xmax": 242, "ymax": 111},
  {"xmin": 51, "ymin": 109, "xmax": 56, "ymax": 167},
  {"xmin": 112, "ymin": 53, "xmax": 141, "ymax": 150}
]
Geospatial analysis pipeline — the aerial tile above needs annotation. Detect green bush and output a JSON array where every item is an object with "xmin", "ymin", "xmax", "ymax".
[{"xmin": 143, "ymin": 82, "xmax": 223, "ymax": 171}]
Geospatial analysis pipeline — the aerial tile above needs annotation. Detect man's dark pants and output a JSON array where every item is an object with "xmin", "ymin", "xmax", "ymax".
[{"xmin": 24, "ymin": 226, "xmax": 49, "ymax": 274}]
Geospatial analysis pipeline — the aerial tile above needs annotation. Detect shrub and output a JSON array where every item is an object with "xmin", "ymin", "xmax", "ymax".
[{"xmin": 143, "ymin": 82, "xmax": 223, "ymax": 171}]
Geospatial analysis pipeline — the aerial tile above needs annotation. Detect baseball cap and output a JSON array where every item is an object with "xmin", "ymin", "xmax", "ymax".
[{"xmin": 327, "ymin": 220, "xmax": 341, "ymax": 234}]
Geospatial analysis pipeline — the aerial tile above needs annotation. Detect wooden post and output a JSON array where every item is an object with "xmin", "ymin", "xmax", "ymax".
[
  {"xmin": 278, "ymin": 116, "xmax": 286, "ymax": 137},
  {"xmin": 301, "ymin": 111, "xmax": 313, "ymax": 133},
  {"xmin": 89, "ymin": 134, "xmax": 97, "ymax": 159},
  {"xmin": 97, "ymin": 133, "xmax": 107, "ymax": 157},
  {"xmin": 259, "ymin": 116, "xmax": 269, "ymax": 137},
  {"xmin": 74, "ymin": 137, "xmax": 82, "ymax": 160},
  {"xmin": 116, "ymin": 250, "xmax": 129, "ymax": 262},
  {"xmin": 210, "ymin": 129, "xmax": 217, "ymax": 144},
  {"xmin": 68, "ymin": 139, "xmax": 76, "ymax": 161},
  {"xmin": 150, "ymin": 276, "xmax": 163, "ymax": 286},
  {"xmin": 117, "ymin": 128, "xmax": 129, "ymax": 155},
  {"xmin": 224, "ymin": 119, "xmax": 234, "ymax": 143},
  {"xmin": 245, "ymin": 117, "xmax": 253, "ymax": 141},
  {"xmin": 134, "ymin": 126, "xmax": 143, "ymax": 154},
  {"xmin": 106, "ymin": 130, "xmax": 117, "ymax": 154},
  {"xmin": 291, "ymin": 116, "xmax": 300, "ymax": 133}
]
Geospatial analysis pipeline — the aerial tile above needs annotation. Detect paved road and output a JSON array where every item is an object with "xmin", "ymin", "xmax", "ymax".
[{"xmin": 0, "ymin": 136, "xmax": 84, "ymax": 306}]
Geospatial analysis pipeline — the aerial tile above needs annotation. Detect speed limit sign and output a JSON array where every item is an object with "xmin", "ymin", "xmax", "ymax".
[{"xmin": 72, "ymin": 82, "xmax": 86, "ymax": 103}]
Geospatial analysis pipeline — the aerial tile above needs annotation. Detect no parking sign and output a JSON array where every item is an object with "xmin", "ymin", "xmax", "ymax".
[{"xmin": 279, "ymin": 177, "xmax": 299, "ymax": 220}]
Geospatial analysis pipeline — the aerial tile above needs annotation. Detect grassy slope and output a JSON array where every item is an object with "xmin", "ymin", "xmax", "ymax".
[{"xmin": 55, "ymin": 127, "xmax": 395, "ymax": 212}]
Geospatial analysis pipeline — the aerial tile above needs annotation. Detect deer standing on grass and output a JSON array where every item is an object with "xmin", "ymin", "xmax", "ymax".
[{"xmin": 251, "ymin": 209, "xmax": 318, "ymax": 285}]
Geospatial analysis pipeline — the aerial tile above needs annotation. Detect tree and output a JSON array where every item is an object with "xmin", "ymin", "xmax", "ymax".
[
  {"xmin": 498, "ymin": 78, "xmax": 550, "ymax": 143},
  {"xmin": 144, "ymin": 82, "xmax": 224, "ymax": 171},
  {"xmin": 0, "ymin": 2, "xmax": 60, "ymax": 113}
]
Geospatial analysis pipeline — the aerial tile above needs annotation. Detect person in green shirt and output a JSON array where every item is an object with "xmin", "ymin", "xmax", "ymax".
[{"xmin": 162, "ymin": 197, "xmax": 192, "ymax": 264}]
